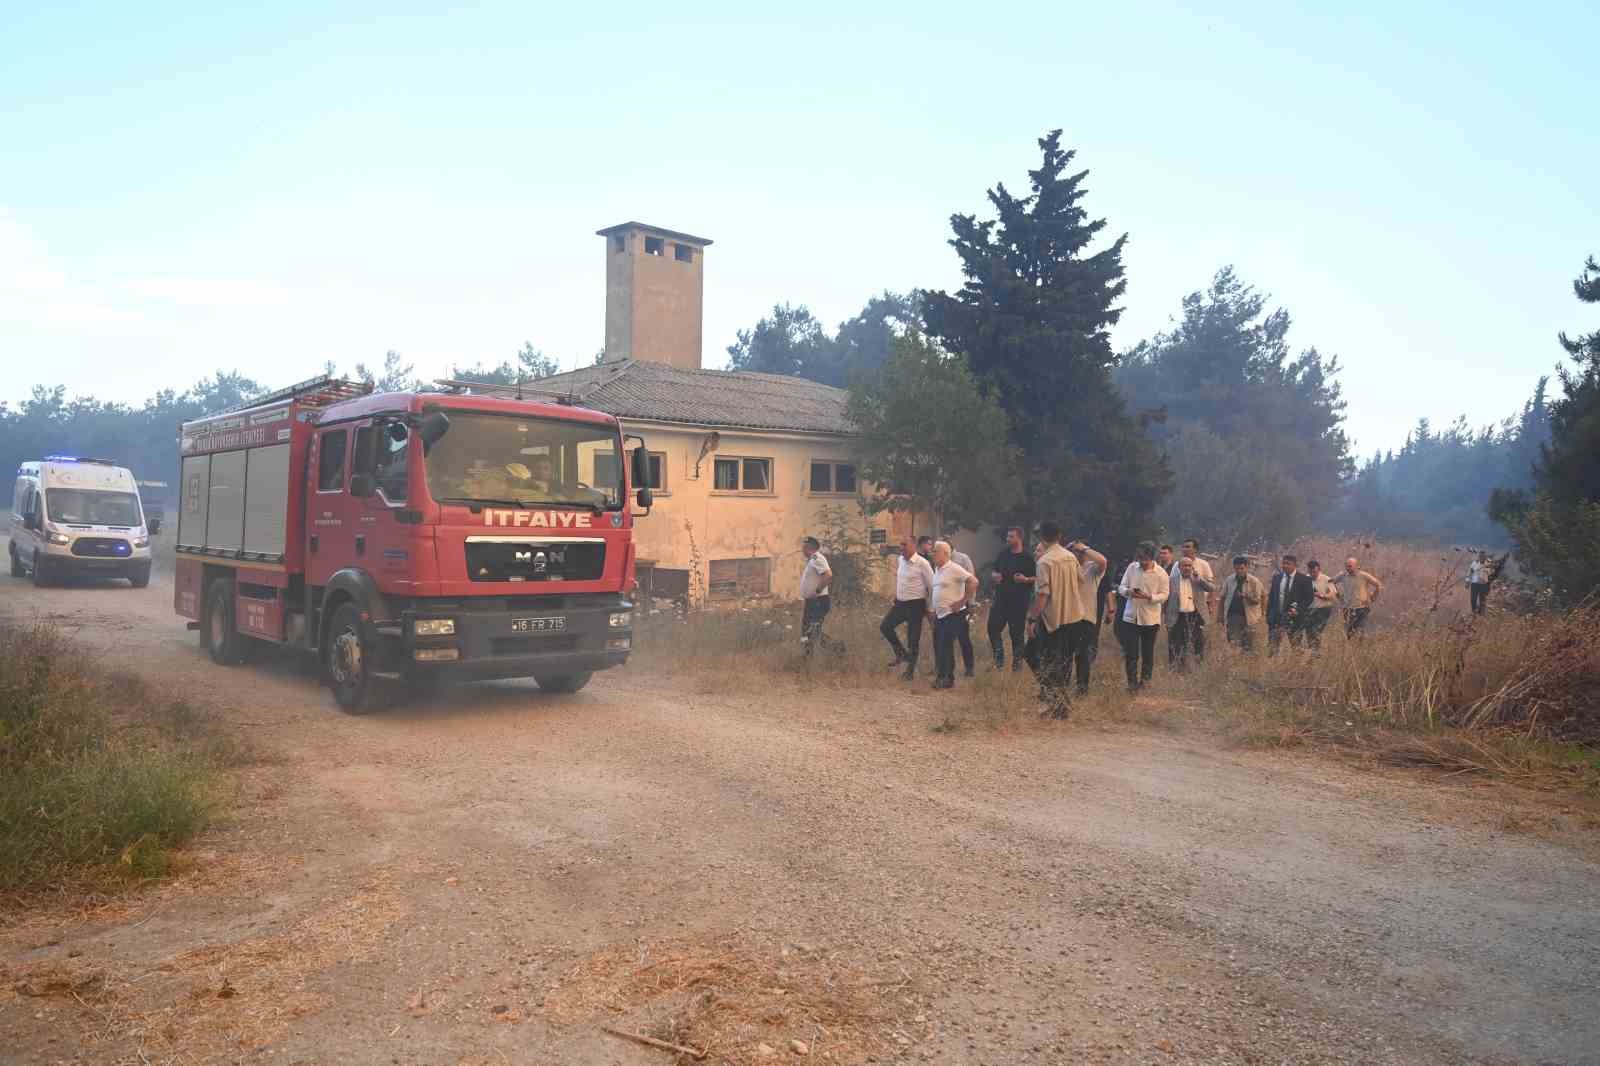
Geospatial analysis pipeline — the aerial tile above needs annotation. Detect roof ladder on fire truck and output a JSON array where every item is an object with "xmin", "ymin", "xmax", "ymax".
[{"xmin": 215, "ymin": 374, "xmax": 374, "ymax": 416}]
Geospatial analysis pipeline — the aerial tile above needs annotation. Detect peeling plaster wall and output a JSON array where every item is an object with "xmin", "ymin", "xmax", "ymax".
[{"xmin": 623, "ymin": 423, "xmax": 895, "ymax": 602}]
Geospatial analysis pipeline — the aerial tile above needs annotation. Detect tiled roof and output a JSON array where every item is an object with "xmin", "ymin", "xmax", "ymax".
[{"xmin": 507, "ymin": 360, "xmax": 855, "ymax": 436}]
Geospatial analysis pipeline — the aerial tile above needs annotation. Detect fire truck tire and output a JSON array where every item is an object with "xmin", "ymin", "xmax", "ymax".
[
  {"xmin": 204, "ymin": 580, "xmax": 245, "ymax": 665},
  {"xmin": 325, "ymin": 602, "xmax": 388, "ymax": 714},
  {"xmin": 8, "ymin": 547, "xmax": 22, "ymax": 578},
  {"xmin": 534, "ymin": 672, "xmax": 592, "ymax": 694}
]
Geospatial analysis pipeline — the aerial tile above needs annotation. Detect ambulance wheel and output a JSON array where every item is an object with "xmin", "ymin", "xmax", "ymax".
[
  {"xmin": 325, "ymin": 602, "xmax": 387, "ymax": 714},
  {"xmin": 129, "ymin": 565, "xmax": 151, "ymax": 589},
  {"xmin": 8, "ymin": 547, "xmax": 22, "ymax": 578},
  {"xmin": 534, "ymin": 672, "xmax": 592, "ymax": 694},
  {"xmin": 205, "ymin": 580, "xmax": 244, "ymax": 665},
  {"xmin": 31, "ymin": 557, "xmax": 50, "ymax": 587}
]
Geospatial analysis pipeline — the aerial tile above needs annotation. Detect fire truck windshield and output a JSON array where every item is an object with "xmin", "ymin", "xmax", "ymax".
[{"xmin": 423, "ymin": 412, "xmax": 624, "ymax": 510}]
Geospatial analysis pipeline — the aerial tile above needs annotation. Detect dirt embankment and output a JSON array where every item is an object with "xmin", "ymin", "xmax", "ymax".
[{"xmin": 2, "ymin": 569, "xmax": 1597, "ymax": 1065}]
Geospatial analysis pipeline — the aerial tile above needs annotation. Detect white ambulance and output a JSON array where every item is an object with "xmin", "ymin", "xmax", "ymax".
[{"xmin": 9, "ymin": 457, "xmax": 153, "ymax": 587}]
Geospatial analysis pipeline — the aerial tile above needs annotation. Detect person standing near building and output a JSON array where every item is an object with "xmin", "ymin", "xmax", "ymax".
[
  {"xmin": 987, "ymin": 527, "xmax": 1035, "ymax": 671},
  {"xmin": 1117, "ymin": 541, "xmax": 1168, "ymax": 692},
  {"xmin": 1334, "ymin": 557, "xmax": 1384, "ymax": 637},
  {"xmin": 1218, "ymin": 555, "xmax": 1265, "ymax": 652},
  {"xmin": 798, "ymin": 536, "xmax": 834, "ymax": 657},
  {"xmin": 928, "ymin": 541, "xmax": 978, "ymax": 690},
  {"xmin": 1164, "ymin": 553, "xmax": 1214, "ymax": 671},
  {"xmin": 1466, "ymin": 550, "xmax": 1492, "ymax": 615},
  {"xmin": 1298, "ymin": 559, "xmax": 1339, "ymax": 649},
  {"xmin": 880, "ymin": 534, "xmax": 934, "ymax": 680},
  {"xmin": 1027, "ymin": 522, "xmax": 1084, "ymax": 717},
  {"xmin": 1266, "ymin": 553, "xmax": 1314, "ymax": 655}
]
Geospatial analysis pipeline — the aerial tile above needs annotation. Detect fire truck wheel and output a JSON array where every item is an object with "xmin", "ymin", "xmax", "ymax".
[
  {"xmin": 205, "ymin": 580, "xmax": 245, "ymax": 666},
  {"xmin": 534, "ymin": 672, "xmax": 592, "ymax": 694},
  {"xmin": 325, "ymin": 602, "xmax": 388, "ymax": 714}
]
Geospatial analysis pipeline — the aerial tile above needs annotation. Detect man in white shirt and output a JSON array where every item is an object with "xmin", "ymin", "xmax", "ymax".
[
  {"xmin": 1118, "ymin": 541, "xmax": 1169, "ymax": 692},
  {"xmin": 880, "ymin": 534, "xmax": 935, "ymax": 680},
  {"xmin": 941, "ymin": 539, "xmax": 976, "ymax": 677},
  {"xmin": 928, "ymin": 540, "xmax": 978, "ymax": 690},
  {"xmin": 1466, "ymin": 550, "xmax": 1492, "ymax": 615},
  {"xmin": 798, "ymin": 536, "xmax": 834, "ymax": 657},
  {"xmin": 1298, "ymin": 559, "xmax": 1339, "ymax": 649},
  {"xmin": 1165, "ymin": 542, "xmax": 1216, "ymax": 672}
]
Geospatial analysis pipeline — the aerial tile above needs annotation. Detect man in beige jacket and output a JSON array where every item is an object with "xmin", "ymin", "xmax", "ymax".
[{"xmin": 1217, "ymin": 555, "xmax": 1266, "ymax": 653}]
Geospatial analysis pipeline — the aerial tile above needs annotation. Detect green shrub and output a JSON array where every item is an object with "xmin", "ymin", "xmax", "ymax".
[{"xmin": 0, "ymin": 624, "xmax": 218, "ymax": 890}]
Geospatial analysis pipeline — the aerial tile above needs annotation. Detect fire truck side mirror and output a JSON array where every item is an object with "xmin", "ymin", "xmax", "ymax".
[
  {"xmin": 636, "ymin": 487, "xmax": 653, "ymax": 510},
  {"xmin": 418, "ymin": 411, "xmax": 451, "ymax": 453},
  {"xmin": 630, "ymin": 445, "xmax": 649, "ymax": 486}
]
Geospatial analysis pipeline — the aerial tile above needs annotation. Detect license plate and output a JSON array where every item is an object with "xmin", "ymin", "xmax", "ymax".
[{"xmin": 511, "ymin": 616, "xmax": 566, "ymax": 634}]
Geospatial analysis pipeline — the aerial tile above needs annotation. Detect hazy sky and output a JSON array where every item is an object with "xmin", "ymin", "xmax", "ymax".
[{"xmin": 2, "ymin": 2, "xmax": 1595, "ymax": 454}]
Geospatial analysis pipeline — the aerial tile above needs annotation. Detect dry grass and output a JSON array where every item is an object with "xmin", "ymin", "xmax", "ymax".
[
  {"xmin": 544, "ymin": 933, "xmax": 927, "ymax": 1065},
  {"xmin": 0, "ymin": 623, "xmax": 232, "ymax": 893}
]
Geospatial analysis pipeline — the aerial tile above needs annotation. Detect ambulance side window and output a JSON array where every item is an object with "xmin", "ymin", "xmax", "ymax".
[{"xmin": 317, "ymin": 430, "xmax": 348, "ymax": 493}]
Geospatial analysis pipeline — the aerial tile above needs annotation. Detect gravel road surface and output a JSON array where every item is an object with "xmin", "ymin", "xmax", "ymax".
[{"xmin": 2, "ymin": 567, "xmax": 1596, "ymax": 1065}]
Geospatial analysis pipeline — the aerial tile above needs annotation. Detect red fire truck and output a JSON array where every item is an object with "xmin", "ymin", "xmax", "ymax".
[{"xmin": 173, "ymin": 376, "xmax": 651, "ymax": 712}]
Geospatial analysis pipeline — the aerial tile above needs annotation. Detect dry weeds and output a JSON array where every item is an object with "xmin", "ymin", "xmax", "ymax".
[{"xmin": 543, "ymin": 933, "xmax": 927, "ymax": 1065}]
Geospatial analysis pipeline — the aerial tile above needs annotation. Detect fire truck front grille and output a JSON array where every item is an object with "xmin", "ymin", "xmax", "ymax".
[
  {"xmin": 491, "ymin": 635, "xmax": 579, "ymax": 656},
  {"xmin": 466, "ymin": 541, "xmax": 605, "ymax": 583},
  {"xmin": 72, "ymin": 538, "xmax": 133, "ymax": 558}
]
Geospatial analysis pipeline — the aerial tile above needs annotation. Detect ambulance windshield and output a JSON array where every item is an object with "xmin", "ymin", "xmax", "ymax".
[
  {"xmin": 45, "ymin": 489, "xmax": 143, "ymax": 526},
  {"xmin": 423, "ymin": 412, "xmax": 623, "ymax": 510}
]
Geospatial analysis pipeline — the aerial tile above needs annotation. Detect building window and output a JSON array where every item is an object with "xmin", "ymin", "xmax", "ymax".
[
  {"xmin": 673, "ymin": 243, "xmax": 694, "ymax": 263},
  {"xmin": 611, "ymin": 234, "xmax": 626, "ymax": 254},
  {"xmin": 708, "ymin": 557, "xmax": 771, "ymax": 601},
  {"xmin": 317, "ymin": 430, "xmax": 347, "ymax": 492},
  {"xmin": 644, "ymin": 236, "xmax": 664, "ymax": 256},
  {"xmin": 597, "ymin": 451, "xmax": 668, "ymax": 494},
  {"xmin": 713, "ymin": 456, "xmax": 772, "ymax": 494},
  {"xmin": 809, "ymin": 460, "xmax": 857, "ymax": 495}
]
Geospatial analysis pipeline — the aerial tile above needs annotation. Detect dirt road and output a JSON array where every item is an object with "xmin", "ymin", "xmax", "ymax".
[{"xmin": 2, "ymin": 569, "xmax": 1597, "ymax": 1065}]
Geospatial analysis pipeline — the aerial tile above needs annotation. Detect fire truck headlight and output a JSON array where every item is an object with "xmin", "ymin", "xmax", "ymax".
[
  {"xmin": 609, "ymin": 611, "xmax": 632, "ymax": 629},
  {"xmin": 414, "ymin": 618, "xmax": 456, "ymax": 637},
  {"xmin": 47, "ymin": 531, "xmax": 71, "ymax": 546}
]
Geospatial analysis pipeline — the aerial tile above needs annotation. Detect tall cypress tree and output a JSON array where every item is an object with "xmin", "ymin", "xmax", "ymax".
[{"xmin": 923, "ymin": 131, "xmax": 1169, "ymax": 548}]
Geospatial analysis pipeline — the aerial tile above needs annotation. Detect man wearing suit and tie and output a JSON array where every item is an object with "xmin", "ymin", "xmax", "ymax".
[{"xmin": 1266, "ymin": 553, "xmax": 1315, "ymax": 655}]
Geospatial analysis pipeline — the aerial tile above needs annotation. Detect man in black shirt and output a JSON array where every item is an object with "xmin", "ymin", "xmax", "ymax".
[{"xmin": 987, "ymin": 526, "xmax": 1036, "ymax": 670}]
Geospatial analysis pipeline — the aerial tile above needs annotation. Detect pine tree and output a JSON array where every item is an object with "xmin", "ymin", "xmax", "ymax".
[
  {"xmin": 1491, "ymin": 256, "xmax": 1600, "ymax": 601},
  {"xmin": 922, "ymin": 131, "xmax": 1168, "ymax": 546}
]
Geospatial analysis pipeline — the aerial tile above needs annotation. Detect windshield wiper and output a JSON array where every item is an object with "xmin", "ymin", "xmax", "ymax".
[{"xmin": 436, "ymin": 496, "xmax": 527, "ymax": 510}]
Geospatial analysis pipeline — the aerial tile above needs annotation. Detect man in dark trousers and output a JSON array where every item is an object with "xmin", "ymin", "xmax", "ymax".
[
  {"xmin": 987, "ymin": 527, "xmax": 1035, "ymax": 671},
  {"xmin": 1266, "ymin": 553, "xmax": 1314, "ymax": 655},
  {"xmin": 880, "ymin": 534, "xmax": 934, "ymax": 681}
]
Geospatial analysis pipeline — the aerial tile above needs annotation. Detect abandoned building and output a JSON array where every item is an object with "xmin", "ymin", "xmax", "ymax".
[{"xmin": 473, "ymin": 222, "xmax": 885, "ymax": 603}]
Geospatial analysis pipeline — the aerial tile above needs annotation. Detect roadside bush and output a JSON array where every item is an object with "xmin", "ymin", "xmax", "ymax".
[{"xmin": 0, "ymin": 624, "xmax": 217, "ymax": 890}]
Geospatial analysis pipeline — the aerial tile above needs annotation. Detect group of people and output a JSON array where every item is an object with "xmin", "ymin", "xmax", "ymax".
[{"xmin": 796, "ymin": 528, "xmax": 1393, "ymax": 716}]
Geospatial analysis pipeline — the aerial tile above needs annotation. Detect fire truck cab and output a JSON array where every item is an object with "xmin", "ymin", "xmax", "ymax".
[{"xmin": 174, "ymin": 376, "xmax": 649, "ymax": 712}]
